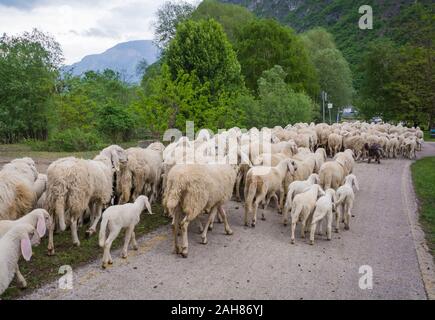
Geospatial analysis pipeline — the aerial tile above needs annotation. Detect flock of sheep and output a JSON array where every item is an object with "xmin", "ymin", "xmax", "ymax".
[{"xmin": 0, "ymin": 121, "xmax": 424, "ymax": 295}]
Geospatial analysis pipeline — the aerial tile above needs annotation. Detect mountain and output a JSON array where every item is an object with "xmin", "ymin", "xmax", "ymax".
[
  {"xmin": 65, "ymin": 40, "xmax": 160, "ymax": 83},
  {"xmin": 219, "ymin": 0, "xmax": 433, "ymax": 71}
]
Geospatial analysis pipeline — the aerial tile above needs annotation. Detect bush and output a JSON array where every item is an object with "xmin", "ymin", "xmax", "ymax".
[{"xmin": 44, "ymin": 129, "xmax": 104, "ymax": 152}]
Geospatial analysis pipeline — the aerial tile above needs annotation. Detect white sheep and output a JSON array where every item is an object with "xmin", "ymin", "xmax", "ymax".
[
  {"xmin": 45, "ymin": 145, "xmax": 127, "ymax": 255},
  {"xmin": 309, "ymin": 189, "xmax": 336, "ymax": 245},
  {"xmin": 32, "ymin": 174, "xmax": 47, "ymax": 204},
  {"xmin": 0, "ymin": 223, "xmax": 34, "ymax": 295},
  {"xmin": 99, "ymin": 195, "xmax": 153, "ymax": 268},
  {"xmin": 244, "ymin": 159, "xmax": 296, "ymax": 227},
  {"xmin": 282, "ymin": 173, "xmax": 320, "ymax": 225},
  {"xmin": 335, "ymin": 174, "xmax": 359, "ymax": 232},
  {"xmin": 289, "ymin": 184, "xmax": 325, "ymax": 244},
  {"xmin": 0, "ymin": 157, "xmax": 38, "ymax": 220}
]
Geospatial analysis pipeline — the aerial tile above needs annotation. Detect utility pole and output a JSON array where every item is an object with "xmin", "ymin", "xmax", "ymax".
[{"xmin": 322, "ymin": 91, "xmax": 327, "ymax": 123}]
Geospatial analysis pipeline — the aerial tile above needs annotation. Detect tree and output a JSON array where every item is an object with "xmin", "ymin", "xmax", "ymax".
[
  {"xmin": 235, "ymin": 19, "xmax": 319, "ymax": 97},
  {"xmin": 136, "ymin": 58, "xmax": 148, "ymax": 77},
  {"xmin": 256, "ymin": 65, "xmax": 316, "ymax": 127},
  {"xmin": 166, "ymin": 19, "xmax": 244, "ymax": 96},
  {"xmin": 0, "ymin": 29, "xmax": 63, "ymax": 143},
  {"xmin": 301, "ymin": 28, "xmax": 354, "ymax": 111},
  {"xmin": 191, "ymin": 0, "xmax": 255, "ymax": 44},
  {"xmin": 358, "ymin": 41, "xmax": 434, "ymax": 127},
  {"xmin": 153, "ymin": 1, "xmax": 195, "ymax": 50}
]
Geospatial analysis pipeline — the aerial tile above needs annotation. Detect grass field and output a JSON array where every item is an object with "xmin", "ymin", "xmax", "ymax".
[{"xmin": 411, "ymin": 157, "xmax": 435, "ymax": 261}]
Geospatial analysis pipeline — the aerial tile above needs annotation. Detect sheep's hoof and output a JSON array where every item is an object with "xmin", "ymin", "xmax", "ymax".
[
  {"xmin": 85, "ymin": 229, "xmax": 95, "ymax": 238},
  {"xmin": 133, "ymin": 245, "xmax": 139, "ymax": 251},
  {"xmin": 122, "ymin": 253, "xmax": 128, "ymax": 259},
  {"xmin": 244, "ymin": 222, "xmax": 249, "ymax": 227},
  {"xmin": 181, "ymin": 250, "xmax": 188, "ymax": 258},
  {"xmin": 201, "ymin": 238, "xmax": 208, "ymax": 245},
  {"xmin": 310, "ymin": 240, "xmax": 314, "ymax": 246},
  {"xmin": 108, "ymin": 260, "xmax": 113, "ymax": 265},
  {"xmin": 73, "ymin": 241, "xmax": 80, "ymax": 247},
  {"xmin": 226, "ymin": 229, "xmax": 233, "ymax": 236},
  {"xmin": 344, "ymin": 225, "xmax": 350, "ymax": 231},
  {"xmin": 102, "ymin": 264, "xmax": 108, "ymax": 269},
  {"xmin": 208, "ymin": 225, "xmax": 213, "ymax": 231},
  {"xmin": 47, "ymin": 248, "xmax": 55, "ymax": 256},
  {"xmin": 291, "ymin": 239, "xmax": 295, "ymax": 245},
  {"xmin": 327, "ymin": 238, "xmax": 331, "ymax": 241},
  {"xmin": 251, "ymin": 222, "xmax": 256, "ymax": 228},
  {"xmin": 334, "ymin": 229, "xmax": 339, "ymax": 233}
]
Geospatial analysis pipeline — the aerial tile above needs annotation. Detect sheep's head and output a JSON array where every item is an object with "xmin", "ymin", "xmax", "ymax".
[{"xmin": 102, "ymin": 145, "xmax": 128, "ymax": 172}]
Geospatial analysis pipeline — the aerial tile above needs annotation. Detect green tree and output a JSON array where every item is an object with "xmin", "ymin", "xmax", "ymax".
[
  {"xmin": 236, "ymin": 19, "xmax": 319, "ymax": 96},
  {"xmin": 166, "ymin": 19, "xmax": 244, "ymax": 96},
  {"xmin": 191, "ymin": 0, "xmax": 255, "ymax": 44},
  {"xmin": 256, "ymin": 65, "xmax": 316, "ymax": 127},
  {"xmin": 0, "ymin": 29, "xmax": 63, "ymax": 143}
]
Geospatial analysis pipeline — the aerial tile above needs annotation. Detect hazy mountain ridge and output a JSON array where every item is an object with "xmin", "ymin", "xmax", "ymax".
[{"xmin": 65, "ymin": 40, "xmax": 160, "ymax": 83}]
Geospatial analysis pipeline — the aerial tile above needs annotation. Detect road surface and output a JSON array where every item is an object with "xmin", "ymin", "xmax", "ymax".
[{"xmin": 22, "ymin": 143, "xmax": 435, "ymax": 300}]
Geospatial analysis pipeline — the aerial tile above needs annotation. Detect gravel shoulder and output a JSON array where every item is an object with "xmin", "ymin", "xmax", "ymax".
[{"xmin": 20, "ymin": 143, "xmax": 435, "ymax": 300}]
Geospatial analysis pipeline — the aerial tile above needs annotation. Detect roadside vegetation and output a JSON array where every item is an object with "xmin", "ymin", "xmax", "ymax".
[{"xmin": 411, "ymin": 157, "xmax": 435, "ymax": 260}]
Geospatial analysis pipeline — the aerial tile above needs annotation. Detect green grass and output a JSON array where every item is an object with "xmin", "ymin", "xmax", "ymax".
[
  {"xmin": 0, "ymin": 204, "xmax": 170, "ymax": 300},
  {"xmin": 424, "ymin": 131, "xmax": 435, "ymax": 142},
  {"xmin": 0, "ymin": 141, "xmax": 142, "ymax": 160},
  {"xmin": 411, "ymin": 157, "xmax": 435, "ymax": 261}
]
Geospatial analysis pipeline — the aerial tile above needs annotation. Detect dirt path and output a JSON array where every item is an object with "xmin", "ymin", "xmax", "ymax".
[{"xmin": 21, "ymin": 143, "xmax": 435, "ymax": 300}]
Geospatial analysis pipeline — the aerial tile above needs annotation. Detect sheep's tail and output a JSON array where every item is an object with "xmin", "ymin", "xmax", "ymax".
[
  {"xmin": 245, "ymin": 176, "xmax": 259, "ymax": 213},
  {"xmin": 165, "ymin": 180, "xmax": 183, "ymax": 218},
  {"xmin": 99, "ymin": 215, "xmax": 109, "ymax": 248},
  {"xmin": 55, "ymin": 195, "xmax": 66, "ymax": 231},
  {"xmin": 321, "ymin": 172, "xmax": 331, "ymax": 190},
  {"xmin": 285, "ymin": 187, "xmax": 295, "ymax": 213},
  {"xmin": 335, "ymin": 192, "xmax": 346, "ymax": 206}
]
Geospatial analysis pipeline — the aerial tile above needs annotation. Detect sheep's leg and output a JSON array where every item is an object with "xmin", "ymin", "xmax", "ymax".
[
  {"xmin": 122, "ymin": 225, "xmax": 134, "ymax": 259},
  {"xmin": 344, "ymin": 202, "xmax": 352, "ymax": 230},
  {"xmin": 309, "ymin": 221, "xmax": 317, "ymax": 245},
  {"xmin": 290, "ymin": 205, "xmax": 302, "ymax": 244},
  {"xmin": 87, "ymin": 202, "xmax": 103, "ymax": 236},
  {"xmin": 15, "ymin": 265, "xmax": 27, "ymax": 288},
  {"xmin": 201, "ymin": 207, "xmax": 218, "ymax": 245},
  {"xmin": 335, "ymin": 205, "xmax": 342, "ymax": 233},
  {"xmin": 71, "ymin": 216, "xmax": 80, "ymax": 247},
  {"xmin": 180, "ymin": 217, "xmax": 190, "ymax": 258},
  {"xmin": 130, "ymin": 231, "xmax": 138, "ymax": 250},
  {"xmin": 47, "ymin": 216, "xmax": 55, "ymax": 255},
  {"xmin": 196, "ymin": 218, "xmax": 204, "ymax": 233},
  {"xmin": 102, "ymin": 228, "xmax": 120, "ymax": 268},
  {"xmin": 235, "ymin": 173, "xmax": 243, "ymax": 202},
  {"xmin": 219, "ymin": 206, "xmax": 233, "ymax": 235},
  {"xmin": 254, "ymin": 185, "xmax": 268, "ymax": 226},
  {"xmin": 172, "ymin": 211, "xmax": 180, "ymax": 254},
  {"xmin": 278, "ymin": 186, "xmax": 285, "ymax": 214},
  {"xmin": 244, "ymin": 203, "xmax": 250, "ymax": 227},
  {"xmin": 326, "ymin": 209, "xmax": 333, "ymax": 240}
]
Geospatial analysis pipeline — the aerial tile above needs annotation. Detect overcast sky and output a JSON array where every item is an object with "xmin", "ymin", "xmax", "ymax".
[{"xmin": 0, "ymin": 0, "xmax": 199, "ymax": 64}]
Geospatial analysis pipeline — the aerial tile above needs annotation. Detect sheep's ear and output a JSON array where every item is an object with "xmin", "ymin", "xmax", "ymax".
[
  {"xmin": 111, "ymin": 149, "xmax": 120, "ymax": 171},
  {"xmin": 36, "ymin": 214, "xmax": 46, "ymax": 237},
  {"xmin": 21, "ymin": 237, "xmax": 33, "ymax": 262},
  {"xmin": 287, "ymin": 161, "xmax": 295, "ymax": 174}
]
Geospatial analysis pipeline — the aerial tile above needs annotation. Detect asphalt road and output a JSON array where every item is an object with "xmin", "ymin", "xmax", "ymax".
[{"xmin": 23, "ymin": 143, "xmax": 435, "ymax": 300}]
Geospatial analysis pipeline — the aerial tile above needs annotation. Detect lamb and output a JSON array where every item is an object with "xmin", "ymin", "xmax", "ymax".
[
  {"xmin": 244, "ymin": 159, "xmax": 296, "ymax": 227},
  {"xmin": 289, "ymin": 184, "xmax": 325, "ymax": 244},
  {"xmin": 164, "ymin": 150, "xmax": 247, "ymax": 257},
  {"xmin": 99, "ymin": 195, "xmax": 153, "ymax": 268},
  {"xmin": 45, "ymin": 145, "xmax": 127, "ymax": 255},
  {"xmin": 0, "ymin": 223, "xmax": 34, "ymax": 295},
  {"xmin": 309, "ymin": 189, "xmax": 336, "ymax": 245},
  {"xmin": 335, "ymin": 174, "xmax": 359, "ymax": 232},
  {"xmin": 0, "ymin": 157, "xmax": 38, "ymax": 220},
  {"xmin": 0, "ymin": 208, "xmax": 50, "ymax": 244},
  {"xmin": 282, "ymin": 173, "xmax": 320, "ymax": 225}
]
